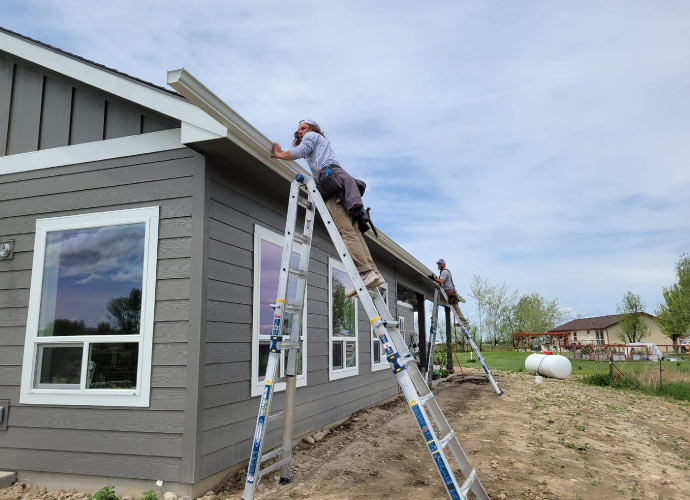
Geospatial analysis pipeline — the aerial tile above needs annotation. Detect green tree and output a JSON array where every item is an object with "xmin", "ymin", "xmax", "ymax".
[
  {"xmin": 655, "ymin": 254, "xmax": 690, "ymax": 353},
  {"xmin": 617, "ymin": 291, "xmax": 649, "ymax": 343},
  {"xmin": 511, "ymin": 292, "xmax": 570, "ymax": 333},
  {"xmin": 107, "ymin": 288, "xmax": 142, "ymax": 334},
  {"xmin": 484, "ymin": 282, "xmax": 517, "ymax": 350}
]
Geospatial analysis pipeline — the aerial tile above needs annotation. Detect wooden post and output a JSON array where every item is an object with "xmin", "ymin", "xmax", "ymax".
[
  {"xmin": 417, "ymin": 293, "xmax": 427, "ymax": 372},
  {"xmin": 445, "ymin": 306, "xmax": 453, "ymax": 371}
]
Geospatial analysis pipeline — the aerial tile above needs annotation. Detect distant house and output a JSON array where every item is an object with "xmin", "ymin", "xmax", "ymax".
[
  {"xmin": 0, "ymin": 28, "xmax": 445, "ymax": 496},
  {"xmin": 549, "ymin": 313, "xmax": 669, "ymax": 346}
]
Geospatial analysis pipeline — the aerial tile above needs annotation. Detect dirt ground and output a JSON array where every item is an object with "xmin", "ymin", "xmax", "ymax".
[{"xmin": 3, "ymin": 369, "xmax": 690, "ymax": 500}]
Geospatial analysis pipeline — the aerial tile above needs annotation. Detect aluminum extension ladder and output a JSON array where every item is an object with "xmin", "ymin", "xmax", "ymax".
[
  {"xmin": 242, "ymin": 174, "xmax": 491, "ymax": 500},
  {"xmin": 426, "ymin": 285, "xmax": 504, "ymax": 396}
]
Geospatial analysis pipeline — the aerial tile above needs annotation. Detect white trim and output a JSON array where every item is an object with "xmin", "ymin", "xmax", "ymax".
[
  {"xmin": 20, "ymin": 206, "xmax": 159, "ymax": 406},
  {"xmin": 328, "ymin": 258, "xmax": 359, "ymax": 381},
  {"xmin": 166, "ymin": 69, "xmax": 437, "ymax": 285},
  {"xmin": 0, "ymin": 128, "xmax": 182, "ymax": 175},
  {"xmin": 397, "ymin": 300, "xmax": 414, "ymax": 310},
  {"xmin": 250, "ymin": 225, "xmax": 308, "ymax": 397},
  {"xmin": 371, "ymin": 282, "xmax": 389, "ymax": 372},
  {"xmin": 0, "ymin": 30, "xmax": 226, "ymax": 136},
  {"xmin": 167, "ymin": 69, "xmax": 302, "ymax": 181}
]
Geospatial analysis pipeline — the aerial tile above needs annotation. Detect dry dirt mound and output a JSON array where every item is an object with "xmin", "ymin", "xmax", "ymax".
[{"xmin": 2, "ymin": 370, "xmax": 689, "ymax": 500}]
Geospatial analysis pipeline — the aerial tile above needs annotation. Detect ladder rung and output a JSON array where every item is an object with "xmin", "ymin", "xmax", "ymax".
[
  {"xmin": 267, "ymin": 412, "xmax": 284, "ymax": 424},
  {"xmin": 293, "ymin": 232, "xmax": 311, "ymax": 245},
  {"xmin": 438, "ymin": 430, "xmax": 455, "ymax": 450},
  {"xmin": 383, "ymin": 320, "xmax": 400, "ymax": 328},
  {"xmin": 459, "ymin": 469, "xmax": 477, "ymax": 497},
  {"xmin": 288, "ymin": 267, "xmax": 306, "ymax": 279},
  {"xmin": 260, "ymin": 447, "xmax": 282, "ymax": 463},
  {"xmin": 258, "ymin": 457, "xmax": 290, "ymax": 478},
  {"xmin": 418, "ymin": 392, "xmax": 435, "ymax": 405},
  {"xmin": 280, "ymin": 341, "xmax": 301, "ymax": 349},
  {"xmin": 297, "ymin": 198, "xmax": 312, "ymax": 209},
  {"xmin": 284, "ymin": 304, "xmax": 302, "ymax": 314}
]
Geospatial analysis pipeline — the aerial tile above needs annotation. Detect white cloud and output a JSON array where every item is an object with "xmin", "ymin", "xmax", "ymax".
[{"xmin": 6, "ymin": 0, "xmax": 690, "ymax": 319}]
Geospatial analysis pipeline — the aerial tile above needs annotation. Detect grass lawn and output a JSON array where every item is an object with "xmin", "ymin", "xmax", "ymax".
[{"xmin": 450, "ymin": 348, "xmax": 690, "ymax": 377}]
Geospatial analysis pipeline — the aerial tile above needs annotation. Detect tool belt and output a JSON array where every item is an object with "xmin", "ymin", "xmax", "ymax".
[
  {"xmin": 316, "ymin": 165, "xmax": 343, "ymax": 200},
  {"xmin": 445, "ymin": 288, "xmax": 459, "ymax": 305}
]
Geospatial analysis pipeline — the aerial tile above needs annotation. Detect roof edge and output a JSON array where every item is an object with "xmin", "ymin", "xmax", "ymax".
[{"xmin": 167, "ymin": 68, "xmax": 436, "ymax": 282}]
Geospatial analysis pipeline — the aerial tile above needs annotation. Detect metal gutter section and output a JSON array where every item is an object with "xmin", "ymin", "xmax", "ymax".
[
  {"xmin": 167, "ymin": 68, "xmax": 304, "ymax": 181},
  {"xmin": 166, "ymin": 68, "xmax": 435, "ymax": 283}
]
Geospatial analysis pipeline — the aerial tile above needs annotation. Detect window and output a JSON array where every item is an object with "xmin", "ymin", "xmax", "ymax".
[
  {"xmin": 20, "ymin": 207, "xmax": 159, "ymax": 406},
  {"xmin": 596, "ymin": 330, "xmax": 605, "ymax": 345},
  {"xmin": 572, "ymin": 331, "xmax": 578, "ymax": 343},
  {"xmin": 329, "ymin": 258, "xmax": 358, "ymax": 380},
  {"xmin": 251, "ymin": 225, "xmax": 307, "ymax": 397},
  {"xmin": 371, "ymin": 282, "xmax": 389, "ymax": 371}
]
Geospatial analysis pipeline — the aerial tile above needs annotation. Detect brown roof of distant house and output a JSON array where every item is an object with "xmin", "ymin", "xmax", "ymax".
[
  {"xmin": 0, "ymin": 26, "xmax": 182, "ymax": 98},
  {"xmin": 550, "ymin": 313, "xmax": 656, "ymax": 332}
]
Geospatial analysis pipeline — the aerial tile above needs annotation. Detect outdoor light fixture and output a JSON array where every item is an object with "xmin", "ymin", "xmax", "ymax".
[{"xmin": 0, "ymin": 239, "xmax": 14, "ymax": 260}]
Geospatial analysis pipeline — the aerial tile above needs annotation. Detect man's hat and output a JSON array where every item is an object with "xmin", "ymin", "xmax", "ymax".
[{"xmin": 436, "ymin": 258, "xmax": 446, "ymax": 265}]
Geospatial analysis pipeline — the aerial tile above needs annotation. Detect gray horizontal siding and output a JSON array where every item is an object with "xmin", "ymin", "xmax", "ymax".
[
  {"xmin": 0, "ymin": 147, "xmax": 202, "ymax": 482},
  {"xmin": 198, "ymin": 162, "xmax": 399, "ymax": 478},
  {"xmin": 0, "ymin": 51, "xmax": 179, "ymax": 157}
]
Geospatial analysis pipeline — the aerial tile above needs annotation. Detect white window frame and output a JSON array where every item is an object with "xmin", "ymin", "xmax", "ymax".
[
  {"xmin": 20, "ymin": 206, "xmax": 159, "ymax": 406},
  {"xmin": 328, "ymin": 258, "xmax": 359, "ymax": 381},
  {"xmin": 371, "ymin": 282, "xmax": 389, "ymax": 372},
  {"xmin": 251, "ymin": 225, "xmax": 308, "ymax": 397}
]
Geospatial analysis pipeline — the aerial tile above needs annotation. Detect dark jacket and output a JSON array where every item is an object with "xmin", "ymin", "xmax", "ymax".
[{"xmin": 316, "ymin": 165, "xmax": 372, "ymax": 234}]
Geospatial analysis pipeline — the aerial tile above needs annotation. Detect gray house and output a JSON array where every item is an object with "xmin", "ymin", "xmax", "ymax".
[{"xmin": 0, "ymin": 28, "xmax": 443, "ymax": 496}]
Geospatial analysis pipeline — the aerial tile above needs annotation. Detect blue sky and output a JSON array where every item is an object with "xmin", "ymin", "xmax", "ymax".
[{"xmin": 5, "ymin": 1, "xmax": 689, "ymax": 322}]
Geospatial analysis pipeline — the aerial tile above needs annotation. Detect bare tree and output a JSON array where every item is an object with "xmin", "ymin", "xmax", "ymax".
[{"xmin": 469, "ymin": 275, "xmax": 491, "ymax": 351}]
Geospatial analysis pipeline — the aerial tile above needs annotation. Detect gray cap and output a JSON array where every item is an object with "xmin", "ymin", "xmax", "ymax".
[
  {"xmin": 299, "ymin": 119, "xmax": 319, "ymax": 128},
  {"xmin": 436, "ymin": 258, "xmax": 446, "ymax": 265}
]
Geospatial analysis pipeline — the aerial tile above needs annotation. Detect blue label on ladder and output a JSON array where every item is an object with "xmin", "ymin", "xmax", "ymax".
[
  {"xmin": 247, "ymin": 382, "xmax": 273, "ymax": 483},
  {"xmin": 411, "ymin": 403, "xmax": 461, "ymax": 500}
]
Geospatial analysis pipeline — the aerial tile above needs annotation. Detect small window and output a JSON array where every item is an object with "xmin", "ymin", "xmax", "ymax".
[
  {"xmin": 251, "ymin": 225, "xmax": 308, "ymax": 397},
  {"xmin": 596, "ymin": 330, "xmax": 605, "ymax": 345},
  {"xmin": 20, "ymin": 207, "xmax": 159, "ymax": 406},
  {"xmin": 572, "ymin": 331, "xmax": 578, "ymax": 343},
  {"xmin": 329, "ymin": 258, "xmax": 358, "ymax": 380},
  {"xmin": 371, "ymin": 282, "xmax": 389, "ymax": 371}
]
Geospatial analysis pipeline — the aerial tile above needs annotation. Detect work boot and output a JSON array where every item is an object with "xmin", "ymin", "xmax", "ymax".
[{"xmin": 346, "ymin": 271, "xmax": 385, "ymax": 298}]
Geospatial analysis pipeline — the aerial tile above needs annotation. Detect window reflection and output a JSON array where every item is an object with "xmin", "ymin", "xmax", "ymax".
[
  {"xmin": 38, "ymin": 224, "xmax": 145, "ymax": 337},
  {"xmin": 86, "ymin": 343, "xmax": 138, "ymax": 389},
  {"xmin": 259, "ymin": 239, "xmax": 302, "ymax": 336},
  {"xmin": 37, "ymin": 345, "xmax": 82, "ymax": 386}
]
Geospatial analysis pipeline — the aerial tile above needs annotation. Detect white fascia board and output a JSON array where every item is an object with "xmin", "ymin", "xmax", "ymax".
[
  {"xmin": 167, "ymin": 68, "xmax": 306, "ymax": 181},
  {"xmin": 0, "ymin": 128, "xmax": 182, "ymax": 175},
  {"xmin": 0, "ymin": 31, "xmax": 226, "ymax": 136},
  {"xmin": 365, "ymin": 229, "xmax": 436, "ymax": 283},
  {"xmin": 166, "ymin": 68, "xmax": 435, "ymax": 282}
]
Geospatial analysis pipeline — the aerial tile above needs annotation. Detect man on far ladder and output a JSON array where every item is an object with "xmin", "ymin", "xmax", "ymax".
[{"xmin": 434, "ymin": 259, "xmax": 468, "ymax": 328}]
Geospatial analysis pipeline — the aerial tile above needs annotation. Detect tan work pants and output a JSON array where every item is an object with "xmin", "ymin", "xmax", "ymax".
[{"xmin": 325, "ymin": 198, "xmax": 378, "ymax": 274}]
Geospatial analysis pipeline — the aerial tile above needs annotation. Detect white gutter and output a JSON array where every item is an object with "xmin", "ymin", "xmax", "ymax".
[
  {"xmin": 167, "ymin": 68, "xmax": 305, "ymax": 181},
  {"xmin": 166, "ymin": 68, "xmax": 436, "ymax": 283}
]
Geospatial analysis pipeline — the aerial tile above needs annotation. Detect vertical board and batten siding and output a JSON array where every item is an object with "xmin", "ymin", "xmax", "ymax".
[
  {"xmin": 198, "ymin": 161, "xmax": 400, "ymax": 478},
  {"xmin": 0, "ymin": 52, "xmax": 179, "ymax": 157},
  {"xmin": 0, "ymin": 147, "xmax": 202, "ymax": 482}
]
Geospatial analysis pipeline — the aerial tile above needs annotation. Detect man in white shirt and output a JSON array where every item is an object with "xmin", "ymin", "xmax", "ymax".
[{"xmin": 434, "ymin": 259, "xmax": 468, "ymax": 327}]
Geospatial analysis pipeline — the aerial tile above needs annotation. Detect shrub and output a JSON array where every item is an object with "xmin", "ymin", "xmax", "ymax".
[
  {"xmin": 88, "ymin": 486, "xmax": 118, "ymax": 500},
  {"xmin": 142, "ymin": 491, "xmax": 158, "ymax": 500}
]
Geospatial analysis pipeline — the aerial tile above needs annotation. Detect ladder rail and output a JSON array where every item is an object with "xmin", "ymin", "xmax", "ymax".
[
  {"xmin": 245, "ymin": 175, "xmax": 491, "ymax": 500},
  {"xmin": 426, "ymin": 287, "xmax": 441, "ymax": 386},
  {"xmin": 280, "ymin": 186, "xmax": 316, "ymax": 480},
  {"xmin": 433, "ymin": 282, "xmax": 503, "ymax": 397},
  {"xmin": 242, "ymin": 182, "xmax": 310, "ymax": 499},
  {"xmin": 305, "ymin": 176, "xmax": 489, "ymax": 500}
]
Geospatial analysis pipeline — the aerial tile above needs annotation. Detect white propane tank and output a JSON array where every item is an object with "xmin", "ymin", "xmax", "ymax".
[{"xmin": 525, "ymin": 353, "xmax": 572, "ymax": 380}]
